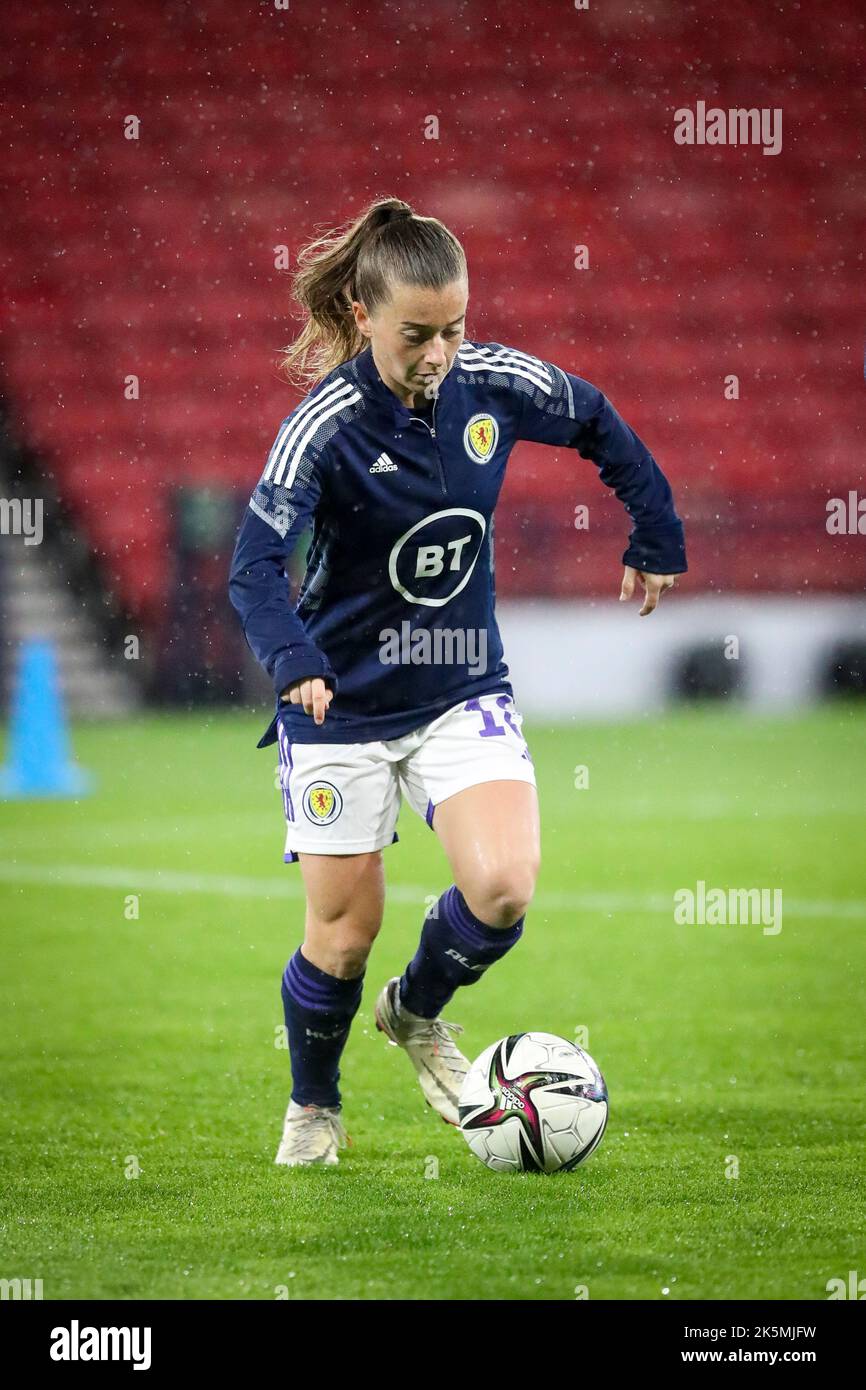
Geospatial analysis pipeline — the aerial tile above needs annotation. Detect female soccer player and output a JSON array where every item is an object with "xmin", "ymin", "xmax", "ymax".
[{"xmin": 229, "ymin": 196, "xmax": 686, "ymax": 1166}]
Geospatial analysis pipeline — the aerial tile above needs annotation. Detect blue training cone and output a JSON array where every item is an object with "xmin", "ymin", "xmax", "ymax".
[{"xmin": 0, "ymin": 638, "xmax": 93, "ymax": 798}]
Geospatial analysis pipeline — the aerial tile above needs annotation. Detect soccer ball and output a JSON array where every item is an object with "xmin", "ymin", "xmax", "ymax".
[{"xmin": 458, "ymin": 1031, "xmax": 608, "ymax": 1174}]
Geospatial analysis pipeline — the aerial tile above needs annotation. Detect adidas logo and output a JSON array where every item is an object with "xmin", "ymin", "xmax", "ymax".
[
  {"xmin": 500, "ymin": 1085, "xmax": 525, "ymax": 1111},
  {"xmin": 369, "ymin": 452, "xmax": 398, "ymax": 473}
]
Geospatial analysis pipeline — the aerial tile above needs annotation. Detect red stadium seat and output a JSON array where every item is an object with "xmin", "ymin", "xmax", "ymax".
[{"xmin": 0, "ymin": 0, "xmax": 862, "ymax": 625}]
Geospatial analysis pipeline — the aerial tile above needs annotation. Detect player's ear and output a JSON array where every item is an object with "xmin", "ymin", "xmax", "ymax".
[{"xmin": 351, "ymin": 300, "xmax": 372, "ymax": 337}]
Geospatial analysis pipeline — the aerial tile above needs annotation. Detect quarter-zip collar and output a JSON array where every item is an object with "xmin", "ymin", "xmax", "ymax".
[{"xmin": 351, "ymin": 343, "xmax": 452, "ymax": 429}]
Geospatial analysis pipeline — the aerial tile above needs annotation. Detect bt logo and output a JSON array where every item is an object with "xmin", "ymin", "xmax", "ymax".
[
  {"xmin": 415, "ymin": 535, "xmax": 474, "ymax": 578},
  {"xmin": 389, "ymin": 508, "xmax": 486, "ymax": 607}
]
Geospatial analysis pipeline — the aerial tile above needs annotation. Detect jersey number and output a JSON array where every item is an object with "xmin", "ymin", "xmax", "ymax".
[{"xmin": 464, "ymin": 696, "xmax": 532, "ymax": 762}]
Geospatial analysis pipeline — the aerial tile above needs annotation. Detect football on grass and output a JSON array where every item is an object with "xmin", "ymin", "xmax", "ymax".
[{"xmin": 458, "ymin": 1031, "xmax": 608, "ymax": 1174}]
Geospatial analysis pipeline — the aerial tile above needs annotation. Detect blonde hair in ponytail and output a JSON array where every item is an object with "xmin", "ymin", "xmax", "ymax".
[{"xmin": 279, "ymin": 196, "xmax": 467, "ymax": 387}]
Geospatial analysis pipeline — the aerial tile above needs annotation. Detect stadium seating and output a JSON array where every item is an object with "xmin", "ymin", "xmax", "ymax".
[{"xmin": 1, "ymin": 0, "xmax": 863, "ymax": 639}]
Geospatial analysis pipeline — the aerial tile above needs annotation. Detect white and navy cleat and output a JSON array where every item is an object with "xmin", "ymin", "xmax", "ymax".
[
  {"xmin": 374, "ymin": 976, "xmax": 471, "ymax": 1127},
  {"xmin": 274, "ymin": 1099, "xmax": 350, "ymax": 1166}
]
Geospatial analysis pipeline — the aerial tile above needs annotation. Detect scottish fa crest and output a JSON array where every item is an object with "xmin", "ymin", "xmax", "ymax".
[
  {"xmin": 302, "ymin": 781, "xmax": 343, "ymax": 825},
  {"xmin": 463, "ymin": 413, "xmax": 499, "ymax": 464}
]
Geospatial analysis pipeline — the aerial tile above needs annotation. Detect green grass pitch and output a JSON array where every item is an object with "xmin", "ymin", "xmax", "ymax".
[{"xmin": 1, "ymin": 704, "xmax": 864, "ymax": 1301}]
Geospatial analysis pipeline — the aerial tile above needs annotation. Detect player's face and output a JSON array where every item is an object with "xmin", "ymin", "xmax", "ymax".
[{"xmin": 353, "ymin": 279, "xmax": 468, "ymax": 406}]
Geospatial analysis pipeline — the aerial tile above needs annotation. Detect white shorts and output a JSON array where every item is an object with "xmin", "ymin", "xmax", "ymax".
[{"xmin": 275, "ymin": 690, "xmax": 536, "ymax": 862}]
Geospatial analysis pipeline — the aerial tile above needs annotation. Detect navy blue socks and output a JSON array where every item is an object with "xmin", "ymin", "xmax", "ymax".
[
  {"xmin": 281, "ymin": 889, "xmax": 525, "ymax": 1105},
  {"xmin": 281, "ymin": 947, "xmax": 364, "ymax": 1108},
  {"xmin": 399, "ymin": 884, "xmax": 525, "ymax": 1018}
]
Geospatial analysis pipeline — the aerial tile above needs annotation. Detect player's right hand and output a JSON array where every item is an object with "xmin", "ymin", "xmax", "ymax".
[{"xmin": 279, "ymin": 676, "xmax": 333, "ymax": 725}]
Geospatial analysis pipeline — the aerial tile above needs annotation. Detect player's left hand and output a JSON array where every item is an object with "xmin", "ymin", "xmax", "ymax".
[{"xmin": 619, "ymin": 566, "xmax": 677, "ymax": 617}]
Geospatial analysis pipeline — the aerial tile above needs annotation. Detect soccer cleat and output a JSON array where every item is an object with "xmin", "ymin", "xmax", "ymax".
[
  {"xmin": 373, "ymin": 976, "xmax": 471, "ymax": 1127},
  {"xmin": 274, "ymin": 1099, "xmax": 350, "ymax": 1167}
]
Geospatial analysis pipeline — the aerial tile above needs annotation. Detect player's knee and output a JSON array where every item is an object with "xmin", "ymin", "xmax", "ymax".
[
  {"xmin": 467, "ymin": 862, "xmax": 538, "ymax": 929},
  {"xmin": 305, "ymin": 913, "xmax": 380, "ymax": 978}
]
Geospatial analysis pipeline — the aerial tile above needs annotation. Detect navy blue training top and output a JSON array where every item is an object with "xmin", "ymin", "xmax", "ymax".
[{"xmin": 228, "ymin": 339, "xmax": 687, "ymax": 747}]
